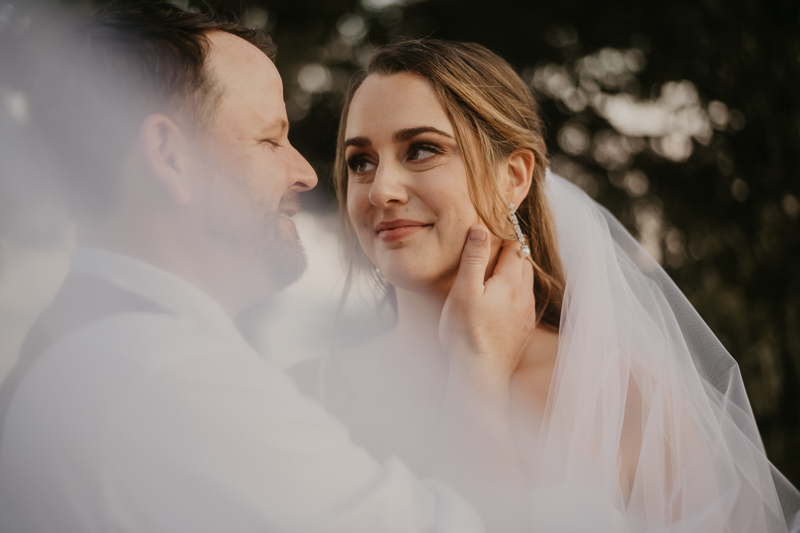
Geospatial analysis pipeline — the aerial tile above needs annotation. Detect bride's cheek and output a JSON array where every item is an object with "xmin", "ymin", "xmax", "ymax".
[{"xmin": 347, "ymin": 192, "xmax": 369, "ymax": 227}]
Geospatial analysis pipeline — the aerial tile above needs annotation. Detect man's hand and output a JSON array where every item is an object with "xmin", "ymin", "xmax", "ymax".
[{"xmin": 439, "ymin": 225, "xmax": 536, "ymax": 380}]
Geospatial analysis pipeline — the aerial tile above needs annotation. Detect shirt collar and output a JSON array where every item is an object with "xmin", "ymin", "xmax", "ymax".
[{"xmin": 69, "ymin": 247, "xmax": 243, "ymax": 343}]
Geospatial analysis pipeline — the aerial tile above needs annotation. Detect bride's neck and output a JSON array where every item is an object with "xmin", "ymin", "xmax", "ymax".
[
  {"xmin": 394, "ymin": 287, "xmax": 447, "ymax": 351},
  {"xmin": 392, "ymin": 283, "xmax": 558, "ymax": 375},
  {"xmin": 385, "ymin": 287, "xmax": 451, "ymax": 385}
]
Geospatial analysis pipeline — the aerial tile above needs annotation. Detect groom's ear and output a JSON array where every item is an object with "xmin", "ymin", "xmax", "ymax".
[
  {"xmin": 503, "ymin": 149, "xmax": 535, "ymax": 207},
  {"xmin": 139, "ymin": 113, "xmax": 193, "ymax": 206}
]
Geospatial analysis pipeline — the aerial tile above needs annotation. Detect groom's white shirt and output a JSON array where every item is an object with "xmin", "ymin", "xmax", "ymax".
[{"xmin": 0, "ymin": 248, "xmax": 483, "ymax": 533}]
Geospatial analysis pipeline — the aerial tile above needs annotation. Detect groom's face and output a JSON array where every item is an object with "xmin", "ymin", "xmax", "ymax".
[{"xmin": 188, "ymin": 31, "xmax": 318, "ymax": 291}]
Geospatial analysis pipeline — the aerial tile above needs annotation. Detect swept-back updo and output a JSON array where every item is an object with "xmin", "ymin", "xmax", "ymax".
[{"xmin": 334, "ymin": 39, "xmax": 565, "ymax": 329}]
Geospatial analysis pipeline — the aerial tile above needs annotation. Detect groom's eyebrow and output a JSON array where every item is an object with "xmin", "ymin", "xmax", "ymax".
[{"xmin": 260, "ymin": 119, "xmax": 289, "ymax": 138}]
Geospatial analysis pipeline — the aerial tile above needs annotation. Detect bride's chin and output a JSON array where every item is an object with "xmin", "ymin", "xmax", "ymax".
[
  {"xmin": 381, "ymin": 272, "xmax": 430, "ymax": 293},
  {"xmin": 380, "ymin": 266, "xmax": 457, "ymax": 297},
  {"xmin": 374, "ymin": 249, "xmax": 460, "ymax": 295}
]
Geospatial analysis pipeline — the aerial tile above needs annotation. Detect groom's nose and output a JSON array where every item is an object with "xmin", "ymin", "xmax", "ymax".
[{"xmin": 288, "ymin": 144, "xmax": 318, "ymax": 192}]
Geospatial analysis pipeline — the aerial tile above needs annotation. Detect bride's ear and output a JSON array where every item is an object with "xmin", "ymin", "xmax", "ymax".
[{"xmin": 503, "ymin": 149, "xmax": 535, "ymax": 207}]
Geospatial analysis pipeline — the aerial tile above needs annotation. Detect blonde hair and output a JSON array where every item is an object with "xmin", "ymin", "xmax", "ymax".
[{"xmin": 334, "ymin": 39, "xmax": 565, "ymax": 329}]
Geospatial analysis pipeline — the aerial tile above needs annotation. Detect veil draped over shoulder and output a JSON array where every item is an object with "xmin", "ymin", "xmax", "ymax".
[{"xmin": 530, "ymin": 171, "xmax": 800, "ymax": 532}]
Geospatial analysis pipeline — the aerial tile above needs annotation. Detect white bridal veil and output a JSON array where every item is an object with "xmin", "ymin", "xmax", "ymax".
[{"xmin": 529, "ymin": 171, "xmax": 800, "ymax": 532}]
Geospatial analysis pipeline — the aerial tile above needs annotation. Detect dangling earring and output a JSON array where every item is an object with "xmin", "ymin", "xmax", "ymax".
[
  {"xmin": 375, "ymin": 266, "xmax": 386, "ymax": 282},
  {"xmin": 509, "ymin": 203, "xmax": 531, "ymax": 258}
]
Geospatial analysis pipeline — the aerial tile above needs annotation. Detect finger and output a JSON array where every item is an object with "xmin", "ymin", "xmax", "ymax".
[
  {"xmin": 522, "ymin": 253, "xmax": 534, "ymax": 292},
  {"xmin": 491, "ymin": 239, "xmax": 526, "ymax": 280},
  {"xmin": 450, "ymin": 225, "xmax": 491, "ymax": 298},
  {"xmin": 522, "ymin": 254, "xmax": 535, "ymax": 306},
  {"xmin": 522, "ymin": 259, "xmax": 537, "ymax": 327}
]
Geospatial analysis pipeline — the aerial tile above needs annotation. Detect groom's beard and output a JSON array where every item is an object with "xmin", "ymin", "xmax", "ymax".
[
  {"xmin": 264, "ymin": 190, "xmax": 307, "ymax": 289},
  {"xmin": 196, "ymin": 172, "xmax": 308, "ymax": 293}
]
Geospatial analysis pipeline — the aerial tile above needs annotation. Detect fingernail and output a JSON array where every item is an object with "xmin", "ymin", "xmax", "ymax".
[{"xmin": 469, "ymin": 227, "xmax": 486, "ymax": 243}]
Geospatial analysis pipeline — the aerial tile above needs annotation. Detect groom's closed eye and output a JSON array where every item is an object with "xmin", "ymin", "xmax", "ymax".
[{"xmin": 258, "ymin": 119, "xmax": 290, "ymax": 145}]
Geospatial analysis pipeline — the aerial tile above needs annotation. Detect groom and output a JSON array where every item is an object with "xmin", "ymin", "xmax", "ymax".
[{"xmin": 0, "ymin": 2, "xmax": 533, "ymax": 532}]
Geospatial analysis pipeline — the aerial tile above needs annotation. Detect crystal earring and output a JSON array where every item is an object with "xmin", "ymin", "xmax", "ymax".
[{"xmin": 509, "ymin": 203, "xmax": 531, "ymax": 258}]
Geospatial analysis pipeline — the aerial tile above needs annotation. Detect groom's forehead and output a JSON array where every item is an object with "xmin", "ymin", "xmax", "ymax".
[
  {"xmin": 207, "ymin": 31, "xmax": 274, "ymax": 70},
  {"xmin": 205, "ymin": 31, "xmax": 285, "ymax": 119}
]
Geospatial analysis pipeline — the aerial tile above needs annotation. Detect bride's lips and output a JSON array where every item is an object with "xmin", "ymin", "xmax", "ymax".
[{"xmin": 375, "ymin": 219, "xmax": 432, "ymax": 242}]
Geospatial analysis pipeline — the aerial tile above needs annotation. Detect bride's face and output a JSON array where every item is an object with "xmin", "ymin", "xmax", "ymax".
[{"xmin": 344, "ymin": 72, "xmax": 494, "ymax": 294}]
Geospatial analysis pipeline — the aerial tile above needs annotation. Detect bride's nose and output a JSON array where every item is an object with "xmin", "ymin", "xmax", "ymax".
[{"xmin": 368, "ymin": 162, "xmax": 409, "ymax": 207}]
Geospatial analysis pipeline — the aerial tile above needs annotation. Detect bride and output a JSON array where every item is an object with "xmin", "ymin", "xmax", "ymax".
[{"xmin": 291, "ymin": 39, "xmax": 800, "ymax": 532}]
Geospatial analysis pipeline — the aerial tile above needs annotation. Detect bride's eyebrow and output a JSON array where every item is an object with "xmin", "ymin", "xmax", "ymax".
[
  {"xmin": 393, "ymin": 126, "xmax": 454, "ymax": 142},
  {"xmin": 344, "ymin": 126, "xmax": 454, "ymax": 149},
  {"xmin": 344, "ymin": 136, "xmax": 370, "ymax": 149}
]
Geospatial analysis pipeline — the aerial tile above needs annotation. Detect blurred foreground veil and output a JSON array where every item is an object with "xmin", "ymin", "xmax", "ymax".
[{"xmin": 532, "ymin": 171, "xmax": 800, "ymax": 532}]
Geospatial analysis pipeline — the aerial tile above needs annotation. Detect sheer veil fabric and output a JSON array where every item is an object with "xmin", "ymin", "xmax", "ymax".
[{"xmin": 531, "ymin": 171, "xmax": 800, "ymax": 532}]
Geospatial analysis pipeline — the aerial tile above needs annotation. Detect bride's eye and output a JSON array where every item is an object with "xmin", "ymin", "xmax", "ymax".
[
  {"xmin": 346, "ymin": 155, "xmax": 376, "ymax": 174},
  {"xmin": 407, "ymin": 142, "xmax": 442, "ymax": 162}
]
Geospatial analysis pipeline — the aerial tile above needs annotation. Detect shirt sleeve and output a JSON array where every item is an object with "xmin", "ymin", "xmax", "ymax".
[{"xmin": 94, "ymin": 319, "xmax": 486, "ymax": 533}]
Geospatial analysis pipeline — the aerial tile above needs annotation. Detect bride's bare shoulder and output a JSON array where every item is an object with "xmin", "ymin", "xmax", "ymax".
[{"xmin": 511, "ymin": 324, "xmax": 560, "ymax": 414}]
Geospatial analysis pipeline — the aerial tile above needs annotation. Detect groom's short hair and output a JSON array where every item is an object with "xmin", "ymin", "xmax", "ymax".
[{"xmin": 34, "ymin": 0, "xmax": 276, "ymax": 217}]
